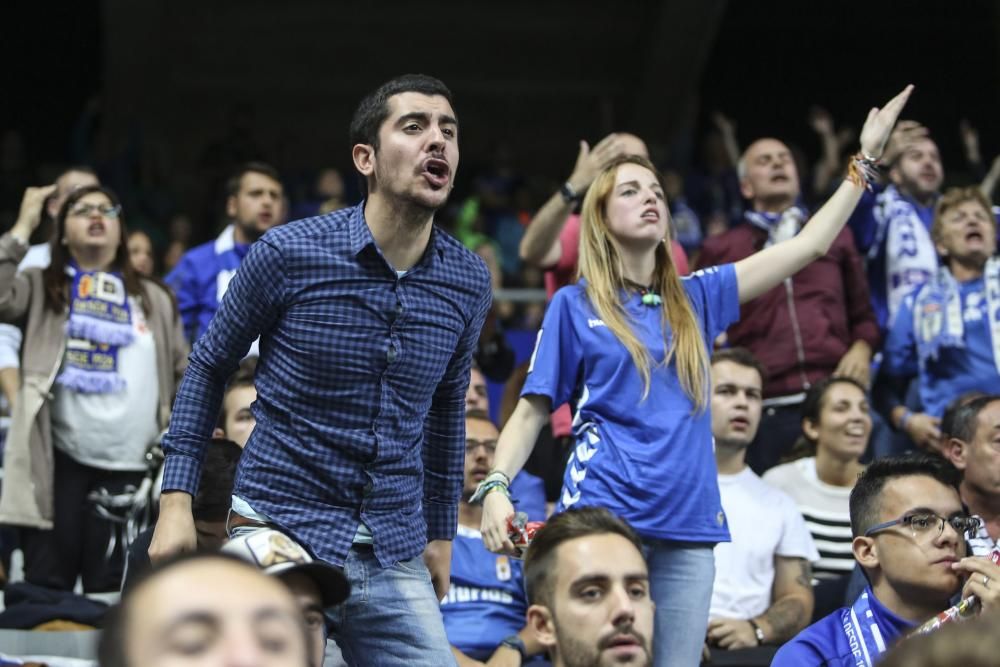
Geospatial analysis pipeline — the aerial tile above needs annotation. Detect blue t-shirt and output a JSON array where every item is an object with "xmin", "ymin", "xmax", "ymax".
[
  {"xmin": 522, "ymin": 264, "xmax": 740, "ymax": 542},
  {"xmin": 509, "ymin": 470, "xmax": 547, "ymax": 522},
  {"xmin": 883, "ymin": 276, "xmax": 1000, "ymax": 418},
  {"xmin": 772, "ymin": 588, "xmax": 915, "ymax": 666},
  {"xmin": 441, "ymin": 525, "xmax": 530, "ymax": 661}
]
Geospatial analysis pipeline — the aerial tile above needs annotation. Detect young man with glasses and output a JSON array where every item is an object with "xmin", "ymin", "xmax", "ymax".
[
  {"xmin": 442, "ymin": 410, "xmax": 546, "ymax": 665},
  {"xmin": 773, "ymin": 454, "xmax": 1000, "ymax": 666}
]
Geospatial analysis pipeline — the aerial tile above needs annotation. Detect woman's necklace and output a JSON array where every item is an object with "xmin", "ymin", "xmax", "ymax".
[{"xmin": 623, "ymin": 279, "xmax": 662, "ymax": 307}]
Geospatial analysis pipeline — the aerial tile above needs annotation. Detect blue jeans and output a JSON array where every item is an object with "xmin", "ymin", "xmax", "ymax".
[
  {"xmin": 643, "ymin": 539, "xmax": 715, "ymax": 667},
  {"xmin": 326, "ymin": 544, "xmax": 457, "ymax": 667}
]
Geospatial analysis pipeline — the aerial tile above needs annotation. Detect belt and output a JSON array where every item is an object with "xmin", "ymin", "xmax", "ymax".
[{"xmin": 226, "ymin": 510, "xmax": 271, "ymax": 534}]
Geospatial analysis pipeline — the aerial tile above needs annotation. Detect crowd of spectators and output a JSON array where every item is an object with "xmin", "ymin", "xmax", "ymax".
[{"xmin": 0, "ymin": 76, "xmax": 999, "ymax": 667}]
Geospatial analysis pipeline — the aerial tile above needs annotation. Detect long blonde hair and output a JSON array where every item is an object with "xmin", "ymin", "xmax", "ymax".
[{"xmin": 577, "ymin": 155, "xmax": 710, "ymax": 409}]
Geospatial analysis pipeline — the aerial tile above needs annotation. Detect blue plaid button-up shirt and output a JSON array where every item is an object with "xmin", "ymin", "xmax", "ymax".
[{"xmin": 162, "ymin": 203, "xmax": 492, "ymax": 568}]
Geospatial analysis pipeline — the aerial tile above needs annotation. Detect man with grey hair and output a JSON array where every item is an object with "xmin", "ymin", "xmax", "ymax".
[
  {"xmin": 697, "ymin": 137, "xmax": 880, "ymax": 473},
  {"xmin": 941, "ymin": 394, "xmax": 1000, "ymax": 557}
]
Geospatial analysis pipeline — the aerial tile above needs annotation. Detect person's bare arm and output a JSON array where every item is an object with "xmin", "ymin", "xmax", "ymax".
[
  {"xmin": 736, "ymin": 85, "xmax": 913, "ymax": 303},
  {"xmin": 0, "ymin": 367, "xmax": 18, "ymax": 408},
  {"xmin": 519, "ymin": 134, "xmax": 631, "ymax": 268},
  {"xmin": 712, "ymin": 112, "xmax": 741, "ymax": 167},
  {"xmin": 757, "ymin": 557, "xmax": 815, "ymax": 644},
  {"xmin": 486, "ymin": 626, "xmax": 547, "ymax": 666}
]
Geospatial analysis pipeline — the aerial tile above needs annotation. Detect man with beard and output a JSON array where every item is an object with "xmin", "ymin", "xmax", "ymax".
[
  {"xmin": 442, "ymin": 410, "xmax": 546, "ymax": 665},
  {"xmin": 151, "ymin": 74, "xmax": 492, "ymax": 665},
  {"xmin": 523, "ymin": 507, "xmax": 654, "ymax": 667},
  {"xmin": 706, "ymin": 348, "xmax": 818, "ymax": 654},
  {"xmin": 697, "ymin": 138, "xmax": 881, "ymax": 473},
  {"xmin": 166, "ymin": 161, "xmax": 284, "ymax": 343},
  {"xmin": 847, "ymin": 122, "xmax": 944, "ymax": 335}
]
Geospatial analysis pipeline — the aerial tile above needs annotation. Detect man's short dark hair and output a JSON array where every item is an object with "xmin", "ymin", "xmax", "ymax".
[
  {"xmin": 224, "ymin": 161, "xmax": 282, "ymax": 199},
  {"xmin": 523, "ymin": 507, "xmax": 643, "ymax": 608},
  {"xmin": 191, "ymin": 438, "xmax": 243, "ymax": 522},
  {"xmin": 98, "ymin": 552, "xmax": 268, "ymax": 667},
  {"xmin": 465, "ymin": 408, "xmax": 492, "ymax": 422},
  {"xmin": 349, "ymin": 74, "xmax": 454, "ymax": 152},
  {"xmin": 711, "ymin": 347, "xmax": 768, "ymax": 384},
  {"xmin": 217, "ymin": 356, "xmax": 257, "ymax": 429},
  {"xmin": 849, "ymin": 454, "xmax": 962, "ymax": 538},
  {"xmin": 943, "ymin": 394, "xmax": 1000, "ymax": 444}
]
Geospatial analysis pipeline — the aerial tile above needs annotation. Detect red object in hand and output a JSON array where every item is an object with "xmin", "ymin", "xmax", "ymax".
[{"xmin": 507, "ymin": 512, "xmax": 545, "ymax": 559}]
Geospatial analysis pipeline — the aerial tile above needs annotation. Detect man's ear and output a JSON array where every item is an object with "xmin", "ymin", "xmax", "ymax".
[
  {"xmin": 738, "ymin": 178, "xmax": 754, "ymax": 201},
  {"xmin": 212, "ymin": 426, "xmax": 226, "ymax": 440},
  {"xmin": 526, "ymin": 604, "xmax": 558, "ymax": 650},
  {"xmin": 943, "ymin": 437, "xmax": 969, "ymax": 470},
  {"xmin": 802, "ymin": 417, "xmax": 820, "ymax": 443},
  {"xmin": 225, "ymin": 195, "xmax": 238, "ymax": 219},
  {"xmin": 888, "ymin": 165, "xmax": 903, "ymax": 187},
  {"xmin": 352, "ymin": 144, "xmax": 375, "ymax": 179},
  {"xmin": 853, "ymin": 535, "xmax": 879, "ymax": 572}
]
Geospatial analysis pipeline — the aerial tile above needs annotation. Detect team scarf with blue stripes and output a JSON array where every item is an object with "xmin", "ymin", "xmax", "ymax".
[
  {"xmin": 840, "ymin": 589, "xmax": 888, "ymax": 667},
  {"xmin": 56, "ymin": 262, "xmax": 134, "ymax": 394},
  {"xmin": 912, "ymin": 257, "xmax": 1000, "ymax": 376},
  {"xmin": 744, "ymin": 206, "xmax": 808, "ymax": 247}
]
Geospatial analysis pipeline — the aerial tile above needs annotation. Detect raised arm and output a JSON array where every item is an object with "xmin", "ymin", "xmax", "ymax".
[
  {"xmin": 735, "ymin": 85, "xmax": 914, "ymax": 304},
  {"xmin": 519, "ymin": 134, "xmax": 630, "ymax": 268}
]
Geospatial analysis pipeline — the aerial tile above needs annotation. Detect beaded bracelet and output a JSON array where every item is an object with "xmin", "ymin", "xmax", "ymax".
[
  {"xmin": 846, "ymin": 153, "xmax": 882, "ymax": 191},
  {"xmin": 469, "ymin": 472, "xmax": 512, "ymax": 505}
]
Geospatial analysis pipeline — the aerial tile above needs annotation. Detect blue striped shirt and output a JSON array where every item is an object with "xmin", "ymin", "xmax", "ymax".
[{"xmin": 161, "ymin": 202, "xmax": 492, "ymax": 568}]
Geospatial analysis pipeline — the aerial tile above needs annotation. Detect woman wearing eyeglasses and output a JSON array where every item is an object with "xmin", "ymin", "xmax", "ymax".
[
  {"xmin": 763, "ymin": 376, "xmax": 871, "ymax": 618},
  {"xmin": 0, "ymin": 184, "xmax": 188, "ymax": 592}
]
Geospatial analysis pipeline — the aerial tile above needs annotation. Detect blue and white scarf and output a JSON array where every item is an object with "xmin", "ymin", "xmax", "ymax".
[
  {"xmin": 744, "ymin": 206, "xmax": 808, "ymax": 247},
  {"xmin": 840, "ymin": 589, "xmax": 888, "ymax": 667},
  {"xmin": 872, "ymin": 186, "xmax": 938, "ymax": 328},
  {"xmin": 912, "ymin": 257, "xmax": 1000, "ymax": 375},
  {"xmin": 56, "ymin": 264, "xmax": 135, "ymax": 394}
]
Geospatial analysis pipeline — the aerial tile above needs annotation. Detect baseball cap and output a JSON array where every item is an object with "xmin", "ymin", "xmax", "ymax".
[{"xmin": 223, "ymin": 528, "xmax": 350, "ymax": 607}]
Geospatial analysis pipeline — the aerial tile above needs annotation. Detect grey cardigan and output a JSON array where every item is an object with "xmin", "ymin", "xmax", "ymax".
[{"xmin": 0, "ymin": 233, "xmax": 189, "ymax": 528}]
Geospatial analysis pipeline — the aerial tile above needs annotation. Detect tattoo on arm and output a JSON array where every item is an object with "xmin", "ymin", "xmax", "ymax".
[
  {"xmin": 796, "ymin": 559, "xmax": 813, "ymax": 588},
  {"xmin": 762, "ymin": 558, "xmax": 814, "ymax": 643},
  {"xmin": 762, "ymin": 598, "xmax": 808, "ymax": 643}
]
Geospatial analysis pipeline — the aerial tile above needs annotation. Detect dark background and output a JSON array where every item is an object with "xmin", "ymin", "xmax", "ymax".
[{"xmin": 2, "ymin": 0, "xmax": 997, "ymax": 240}]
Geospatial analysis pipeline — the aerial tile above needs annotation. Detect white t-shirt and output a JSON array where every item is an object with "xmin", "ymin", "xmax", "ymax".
[
  {"xmin": 711, "ymin": 466, "xmax": 820, "ymax": 619},
  {"xmin": 51, "ymin": 297, "xmax": 160, "ymax": 470},
  {"xmin": 763, "ymin": 457, "xmax": 855, "ymax": 579}
]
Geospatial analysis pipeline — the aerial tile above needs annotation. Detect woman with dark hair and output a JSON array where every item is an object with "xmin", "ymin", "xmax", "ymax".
[
  {"xmin": 0, "ymin": 184, "xmax": 188, "ymax": 592},
  {"xmin": 763, "ymin": 376, "xmax": 871, "ymax": 618}
]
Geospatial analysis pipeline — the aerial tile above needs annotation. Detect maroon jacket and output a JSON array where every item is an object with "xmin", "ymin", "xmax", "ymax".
[{"xmin": 696, "ymin": 223, "xmax": 880, "ymax": 398}]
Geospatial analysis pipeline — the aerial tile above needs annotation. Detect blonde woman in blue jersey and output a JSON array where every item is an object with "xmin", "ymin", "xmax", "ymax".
[{"xmin": 476, "ymin": 85, "xmax": 913, "ymax": 667}]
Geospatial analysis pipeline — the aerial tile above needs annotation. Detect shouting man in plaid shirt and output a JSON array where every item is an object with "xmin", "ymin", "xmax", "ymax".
[{"xmin": 150, "ymin": 74, "xmax": 491, "ymax": 666}]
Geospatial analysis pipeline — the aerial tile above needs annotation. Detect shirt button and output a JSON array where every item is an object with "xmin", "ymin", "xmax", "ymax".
[
  {"xmin": 395, "ymin": 303, "xmax": 403, "ymax": 315},
  {"xmin": 364, "ymin": 481, "xmax": 373, "ymax": 493},
  {"xmin": 386, "ymin": 346, "xmax": 397, "ymax": 363}
]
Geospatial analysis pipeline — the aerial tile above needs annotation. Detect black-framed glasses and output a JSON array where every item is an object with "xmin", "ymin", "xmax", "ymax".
[
  {"xmin": 465, "ymin": 438, "xmax": 498, "ymax": 454},
  {"xmin": 864, "ymin": 512, "xmax": 981, "ymax": 540},
  {"xmin": 69, "ymin": 203, "xmax": 121, "ymax": 219}
]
